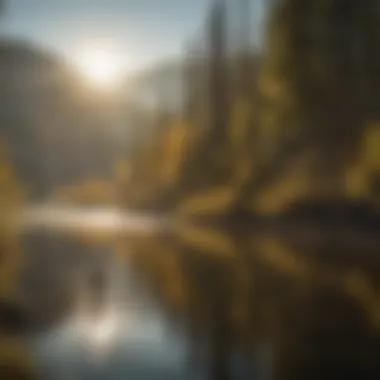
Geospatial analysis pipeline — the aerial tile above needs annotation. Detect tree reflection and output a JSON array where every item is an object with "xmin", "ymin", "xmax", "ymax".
[{"xmin": 123, "ymin": 225, "xmax": 380, "ymax": 380}]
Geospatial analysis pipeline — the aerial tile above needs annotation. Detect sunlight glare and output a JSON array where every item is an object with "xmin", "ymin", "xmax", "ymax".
[
  {"xmin": 75, "ymin": 47, "xmax": 124, "ymax": 88},
  {"xmin": 70, "ymin": 308, "xmax": 122, "ymax": 359},
  {"xmin": 91, "ymin": 311, "xmax": 119, "ymax": 348}
]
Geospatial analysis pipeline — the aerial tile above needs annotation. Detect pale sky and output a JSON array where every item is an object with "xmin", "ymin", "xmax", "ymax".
[{"xmin": 1, "ymin": 0, "xmax": 266, "ymax": 72}]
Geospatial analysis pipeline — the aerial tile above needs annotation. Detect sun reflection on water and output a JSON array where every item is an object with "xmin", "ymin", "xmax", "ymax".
[
  {"xmin": 71, "ymin": 308, "xmax": 122, "ymax": 359},
  {"xmin": 32, "ymin": 256, "xmax": 189, "ymax": 380}
]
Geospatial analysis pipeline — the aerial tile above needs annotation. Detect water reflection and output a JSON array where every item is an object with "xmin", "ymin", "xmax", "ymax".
[
  {"xmin": 34, "ymin": 306, "xmax": 188, "ymax": 380},
  {"xmin": 15, "ymin": 221, "xmax": 380, "ymax": 380},
  {"xmin": 121, "ymin": 225, "xmax": 380, "ymax": 380},
  {"xmin": 31, "ymin": 242, "xmax": 190, "ymax": 380}
]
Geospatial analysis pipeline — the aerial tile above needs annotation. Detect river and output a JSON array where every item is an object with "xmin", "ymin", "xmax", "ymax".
[{"xmin": 11, "ymin": 204, "xmax": 380, "ymax": 380}]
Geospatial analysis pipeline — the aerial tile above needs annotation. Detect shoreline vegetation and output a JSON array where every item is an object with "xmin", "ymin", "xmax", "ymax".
[
  {"xmin": 0, "ymin": 1, "xmax": 379, "ymax": 380},
  {"xmin": 114, "ymin": 0, "xmax": 380, "ymax": 226}
]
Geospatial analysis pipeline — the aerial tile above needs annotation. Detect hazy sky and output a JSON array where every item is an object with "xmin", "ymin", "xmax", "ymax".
[{"xmin": 1, "ymin": 0, "xmax": 266, "ymax": 71}]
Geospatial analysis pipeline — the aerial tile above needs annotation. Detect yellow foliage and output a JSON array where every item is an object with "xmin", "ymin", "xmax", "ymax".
[
  {"xmin": 114, "ymin": 159, "xmax": 132, "ymax": 184},
  {"xmin": 257, "ymin": 239, "xmax": 310, "ymax": 280},
  {"xmin": 249, "ymin": 158, "xmax": 310, "ymax": 215},
  {"xmin": 229, "ymin": 99, "xmax": 251, "ymax": 149},
  {"xmin": 177, "ymin": 186, "xmax": 235, "ymax": 216},
  {"xmin": 362, "ymin": 124, "xmax": 380, "ymax": 170},
  {"xmin": 176, "ymin": 224, "xmax": 234, "ymax": 258},
  {"xmin": 0, "ymin": 140, "xmax": 24, "ymax": 211},
  {"xmin": 259, "ymin": 63, "xmax": 284, "ymax": 101},
  {"xmin": 159, "ymin": 121, "xmax": 189, "ymax": 184},
  {"xmin": 0, "ymin": 139, "xmax": 24, "ymax": 299},
  {"xmin": 228, "ymin": 99, "xmax": 256, "ymax": 183},
  {"xmin": 158, "ymin": 250, "xmax": 188, "ymax": 310},
  {"xmin": 75, "ymin": 229, "xmax": 119, "ymax": 246},
  {"xmin": 0, "ymin": 338, "xmax": 37, "ymax": 379},
  {"xmin": 345, "ymin": 124, "xmax": 380, "ymax": 199},
  {"xmin": 345, "ymin": 163, "xmax": 370, "ymax": 199},
  {"xmin": 54, "ymin": 180, "xmax": 116, "ymax": 205},
  {"xmin": 343, "ymin": 270, "xmax": 380, "ymax": 331}
]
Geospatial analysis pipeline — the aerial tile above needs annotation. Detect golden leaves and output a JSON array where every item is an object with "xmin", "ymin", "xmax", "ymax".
[
  {"xmin": 53, "ymin": 180, "xmax": 116, "ymax": 205},
  {"xmin": 345, "ymin": 123, "xmax": 380, "ymax": 200},
  {"xmin": 249, "ymin": 157, "xmax": 311, "ymax": 215},
  {"xmin": 177, "ymin": 186, "xmax": 235, "ymax": 217},
  {"xmin": 159, "ymin": 121, "xmax": 189, "ymax": 185},
  {"xmin": 0, "ymin": 138, "xmax": 25, "ymax": 299},
  {"xmin": 362, "ymin": 124, "xmax": 380, "ymax": 171},
  {"xmin": 176, "ymin": 224, "xmax": 234, "ymax": 258},
  {"xmin": 0, "ymin": 337, "xmax": 37, "ymax": 380}
]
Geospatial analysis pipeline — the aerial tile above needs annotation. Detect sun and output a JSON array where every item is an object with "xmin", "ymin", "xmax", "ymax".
[{"xmin": 75, "ymin": 47, "xmax": 124, "ymax": 88}]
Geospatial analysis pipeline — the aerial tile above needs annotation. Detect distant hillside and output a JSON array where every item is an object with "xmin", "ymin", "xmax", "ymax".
[
  {"xmin": 126, "ymin": 52, "xmax": 262, "ymax": 117},
  {"xmin": 0, "ymin": 39, "xmax": 133, "ymax": 199},
  {"xmin": 127, "ymin": 60, "xmax": 184, "ymax": 115}
]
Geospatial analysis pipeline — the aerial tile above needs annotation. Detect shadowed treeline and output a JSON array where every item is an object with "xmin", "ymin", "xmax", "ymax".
[
  {"xmin": 117, "ymin": 1, "xmax": 380, "ymax": 380},
  {"xmin": 0, "ymin": 141, "xmax": 38, "ymax": 379},
  {"xmin": 122, "ymin": 225, "xmax": 380, "ymax": 380},
  {"xmin": 118, "ymin": 0, "xmax": 380, "ymax": 220}
]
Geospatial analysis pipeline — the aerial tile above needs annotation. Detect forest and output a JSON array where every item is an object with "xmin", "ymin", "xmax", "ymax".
[{"xmin": 0, "ymin": 1, "xmax": 379, "ymax": 380}]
